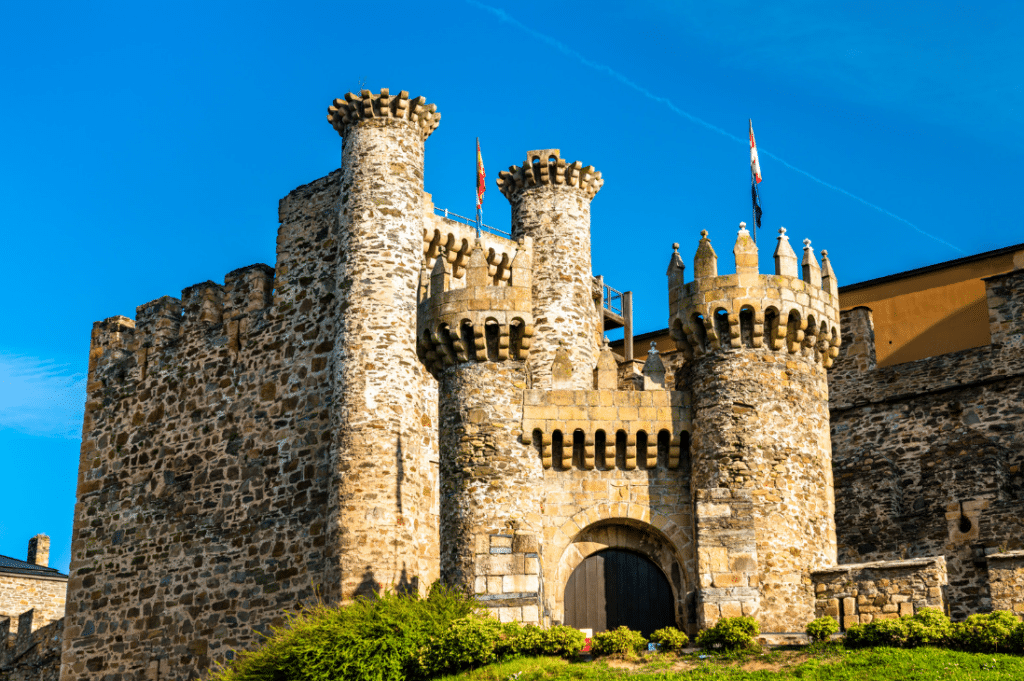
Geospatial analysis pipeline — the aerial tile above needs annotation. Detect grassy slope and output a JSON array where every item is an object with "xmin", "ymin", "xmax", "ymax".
[{"xmin": 439, "ymin": 647, "xmax": 1024, "ymax": 680}]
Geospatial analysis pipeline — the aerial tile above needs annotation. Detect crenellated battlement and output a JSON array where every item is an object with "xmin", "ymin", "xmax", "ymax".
[
  {"xmin": 327, "ymin": 88, "xmax": 440, "ymax": 140},
  {"xmin": 88, "ymin": 262, "xmax": 276, "ymax": 383},
  {"xmin": 422, "ymin": 197, "xmax": 520, "ymax": 281},
  {"xmin": 417, "ymin": 240, "xmax": 534, "ymax": 376},
  {"xmin": 495, "ymin": 149, "xmax": 603, "ymax": 200},
  {"xmin": 668, "ymin": 225, "xmax": 842, "ymax": 367}
]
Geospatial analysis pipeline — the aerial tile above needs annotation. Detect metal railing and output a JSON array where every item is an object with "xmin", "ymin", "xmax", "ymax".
[
  {"xmin": 433, "ymin": 207, "xmax": 511, "ymax": 238},
  {"xmin": 603, "ymin": 283, "xmax": 623, "ymax": 316}
]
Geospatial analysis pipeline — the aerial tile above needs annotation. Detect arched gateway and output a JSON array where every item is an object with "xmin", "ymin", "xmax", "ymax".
[{"xmin": 564, "ymin": 549, "xmax": 675, "ymax": 637}]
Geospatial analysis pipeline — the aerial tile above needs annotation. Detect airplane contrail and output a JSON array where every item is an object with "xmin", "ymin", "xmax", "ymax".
[{"xmin": 467, "ymin": 0, "xmax": 966, "ymax": 255}]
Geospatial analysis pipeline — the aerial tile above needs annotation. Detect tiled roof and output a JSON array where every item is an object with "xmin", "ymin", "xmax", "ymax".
[{"xmin": 0, "ymin": 554, "xmax": 67, "ymax": 579}]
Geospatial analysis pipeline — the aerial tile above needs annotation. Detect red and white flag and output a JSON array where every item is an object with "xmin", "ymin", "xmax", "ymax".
[
  {"xmin": 749, "ymin": 119, "xmax": 762, "ymax": 184},
  {"xmin": 476, "ymin": 137, "xmax": 485, "ymax": 210}
]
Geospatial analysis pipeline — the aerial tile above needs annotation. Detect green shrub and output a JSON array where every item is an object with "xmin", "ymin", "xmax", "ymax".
[
  {"xmin": 695, "ymin": 616, "xmax": 760, "ymax": 651},
  {"xmin": 843, "ymin": 617, "xmax": 910, "ymax": 648},
  {"xmin": 537, "ymin": 625, "xmax": 587, "ymax": 658},
  {"xmin": 649, "ymin": 626, "xmax": 690, "ymax": 652},
  {"xmin": 805, "ymin": 616, "xmax": 840, "ymax": 642},
  {"xmin": 951, "ymin": 610, "xmax": 1021, "ymax": 653},
  {"xmin": 590, "ymin": 626, "xmax": 647, "ymax": 657},
  {"xmin": 416, "ymin": 615, "xmax": 506, "ymax": 677},
  {"xmin": 904, "ymin": 608, "xmax": 954, "ymax": 647},
  {"xmin": 209, "ymin": 583, "xmax": 478, "ymax": 681}
]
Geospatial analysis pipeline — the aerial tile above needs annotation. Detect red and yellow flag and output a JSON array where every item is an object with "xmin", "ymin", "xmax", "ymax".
[{"xmin": 476, "ymin": 137, "xmax": 485, "ymax": 210}]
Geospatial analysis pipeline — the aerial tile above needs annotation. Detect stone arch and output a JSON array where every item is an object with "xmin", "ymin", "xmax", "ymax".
[{"xmin": 547, "ymin": 504, "xmax": 692, "ymax": 629}]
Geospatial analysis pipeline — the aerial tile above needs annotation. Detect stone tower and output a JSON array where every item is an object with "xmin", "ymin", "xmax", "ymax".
[
  {"xmin": 417, "ymin": 237, "xmax": 540, "ymax": 593},
  {"xmin": 325, "ymin": 89, "xmax": 442, "ymax": 600},
  {"xmin": 497, "ymin": 150, "xmax": 604, "ymax": 390},
  {"xmin": 668, "ymin": 224, "xmax": 842, "ymax": 632}
]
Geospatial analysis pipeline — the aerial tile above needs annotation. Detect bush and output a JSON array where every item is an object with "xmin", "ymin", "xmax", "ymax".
[
  {"xmin": 537, "ymin": 625, "xmax": 588, "ymax": 658},
  {"xmin": 844, "ymin": 617, "xmax": 910, "ymax": 648},
  {"xmin": 904, "ymin": 608, "xmax": 954, "ymax": 647},
  {"xmin": 416, "ymin": 615, "xmax": 507, "ymax": 677},
  {"xmin": 649, "ymin": 627, "xmax": 690, "ymax": 652},
  {"xmin": 695, "ymin": 616, "xmax": 760, "ymax": 651},
  {"xmin": 805, "ymin": 616, "xmax": 839, "ymax": 642},
  {"xmin": 951, "ymin": 610, "xmax": 1021, "ymax": 653},
  {"xmin": 209, "ymin": 583, "xmax": 478, "ymax": 681},
  {"xmin": 590, "ymin": 626, "xmax": 648, "ymax": 657}
]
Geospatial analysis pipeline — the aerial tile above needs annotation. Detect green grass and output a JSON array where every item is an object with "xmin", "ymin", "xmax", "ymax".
[{"xmin": 436, "ymin": 646, "xmax": 1024, "ymax": 680}]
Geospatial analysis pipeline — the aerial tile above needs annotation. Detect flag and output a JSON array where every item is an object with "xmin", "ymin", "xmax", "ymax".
[
  {"xmin": 749, "ymin": 119, "xmax": 762, "ymax": 184},
  {"xmin": 751, "ymin": 180, "xmax": 763, "ymax": 230},
  {"xmin": 476, "ymin": 137, "xmax": 485, "ymax": 210}
]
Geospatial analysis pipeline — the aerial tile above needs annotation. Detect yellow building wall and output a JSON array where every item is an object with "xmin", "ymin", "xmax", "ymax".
[{"xmin": 839, "ymin": 250, "xmax": 1022, "ymax": 367}]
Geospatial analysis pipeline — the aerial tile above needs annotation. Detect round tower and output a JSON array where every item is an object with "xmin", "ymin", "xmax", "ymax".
[
  {"xmin": 417, "ymin": 237, "xmax": 544, "ymax": 621},
  {"xmin": 325, "ymin": 89, "xmax": 441, "ymax": 600},
  {"xmin": 497, "ymin": 150, "xmax": 604, "ymax": 389},
  {"xmin": 668, "ymin": 224, "xmax": 841, "ymax": 632}
]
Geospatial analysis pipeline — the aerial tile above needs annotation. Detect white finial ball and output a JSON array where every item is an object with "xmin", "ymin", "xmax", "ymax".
[
  {"xmin": 672, "ymin": 242, "xmax": 679, "ymax": 251},
  {"xmin": 779, "ymin": 226, "xmax": 787, "ymax": 235},
  {"xmin": 803, "ymin": 238, "xmax": 812, "ymax": 248}
]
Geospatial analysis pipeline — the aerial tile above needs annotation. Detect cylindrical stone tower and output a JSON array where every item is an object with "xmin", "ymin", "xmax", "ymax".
[
  {"xmin": 669, "ymin": 224, "xmax": 841, "ymax": 633},
  {"xmin": 325, "ymin": 89, "xmax": 441, "ymax": 601},
  {"xmin": 417, "ymin": 239, "xmax": 544, "ymax": 623},
  {"xmin": 497, "ymin": 150, "xmax": 604, "ymax": 389}
]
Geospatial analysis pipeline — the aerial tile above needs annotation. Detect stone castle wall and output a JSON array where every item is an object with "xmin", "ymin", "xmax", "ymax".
[
  {"xmin": 829, "ymin": 269, "xmax": 1024, "ymax": 619},
  {"xmin": 1, "ymin": 614, "xmax": 63, "ymax": 681}
]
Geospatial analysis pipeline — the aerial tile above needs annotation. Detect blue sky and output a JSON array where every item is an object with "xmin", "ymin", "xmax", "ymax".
[{"xmin": 1, "ymin": 1, "xmax": 1020, "ymax": 571}]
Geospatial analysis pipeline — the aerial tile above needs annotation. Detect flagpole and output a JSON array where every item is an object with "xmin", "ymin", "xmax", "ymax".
[{"xmin": 751, "ymin": 175, "xmax": 757, "ymax": 245}]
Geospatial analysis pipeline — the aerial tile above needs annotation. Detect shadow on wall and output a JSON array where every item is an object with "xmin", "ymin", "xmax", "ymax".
[
  {"xmin": 352, "ymin": 563, "xmax": 420, "ymax": 599},
  {"xmin": 880, "ymin": 297, "xmax": 990, "ymax": 367}
]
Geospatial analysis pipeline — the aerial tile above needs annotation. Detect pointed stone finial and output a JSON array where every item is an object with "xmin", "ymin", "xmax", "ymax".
[
  {"xmin": 551, "ymin": 342, "xmax": 573, "ymax": 389},
  {"xmin": 667, "ymin": 241, "xmax": 686, "ymax": 287},
  {"xmin": 734, "ymin": 221, "xmax": 758, "ymax": 275},
  {"xmin": 465, "ymin": 241, "xmax": 490, "ymax": 287},
  {"xmin": 596, "ymin": 336, "xmax": 618, "ymax": 390},
  {"xmin": 773, "ymin": 227, "xmax": 798, "ymax": 277},
  {"xmin": 821, "ymin": 249, "xmax": 838, "ymax": 298},
  {"xmin": 802, "ymin": 238, "xmax": 822, "ymax": 287},
  {"xmin": 430, "ymin": 252, "xmax": 452, "ymax": 295},
  {"xmin": 694, "ymin": 230, "xmax": 718, "ymax": 279},
  {"xmin": 642, "ymin": 341, "xmax": 666, "ymax": 391}
]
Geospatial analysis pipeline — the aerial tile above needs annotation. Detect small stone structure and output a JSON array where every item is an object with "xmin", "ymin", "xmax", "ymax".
[
  {"xmin": 986, "ymin": 551, "xmax": 1024, "ymax": 615},
  {"xmin": 54, "ymin": 87, "xmax": 1024, "ymax": 681},
  {"xmin": 812, "ymin": 557, "xmax": 947, "ymax": 629}
]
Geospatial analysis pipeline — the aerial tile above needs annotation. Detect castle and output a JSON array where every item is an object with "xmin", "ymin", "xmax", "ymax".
[{"xmin": 16, "ymin": 88, "xmax": 1019, "ymax": 680}]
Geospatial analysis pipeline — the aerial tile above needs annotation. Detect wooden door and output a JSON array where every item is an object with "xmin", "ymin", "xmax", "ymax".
[{"xmin": 563, "ymin": 549, "xmax": 675, "ymax": 637}]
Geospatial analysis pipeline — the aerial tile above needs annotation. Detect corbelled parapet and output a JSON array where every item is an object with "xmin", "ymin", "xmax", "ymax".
[
  {"xmin": 417, "ymin": 239, "xmax": 534, "ymax": 377},
  {"xmin": 327, "ymin": 88, "xmax": 440, "ymax": 140},
  {"xmin": 498, "ymin": 149, "xmax": 603, "ymax": 390},
  {"xmin": 668, "ymin": 224, "xmax": 842, "ymax": 368},
  {"xmin": 495, "ymin": 150, "xmax": 603, "ymax": 200}
]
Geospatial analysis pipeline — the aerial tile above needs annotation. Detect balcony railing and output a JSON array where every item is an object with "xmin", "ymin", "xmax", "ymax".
[
  {"xmin": 433, "ymin": 207, "xmax": 511, "ymax": 238},
  {"xmin": 603, "ymin": 283, "xmax": 623, "ymax": 316}
]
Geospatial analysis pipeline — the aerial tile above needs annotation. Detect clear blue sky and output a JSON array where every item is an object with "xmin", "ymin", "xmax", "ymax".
[{"xmin": 1, "ymin": 1, "xmax": 1020, "ymax": 571}]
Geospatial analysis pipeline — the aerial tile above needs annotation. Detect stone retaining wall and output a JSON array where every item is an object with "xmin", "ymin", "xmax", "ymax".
[
  {"xmin": 987, "ymin": 551, "xmax": 1024, "ymax": 615},
  {"xmin": 812, "ymin": 557, "xmax": 947, "ymax": 629}
]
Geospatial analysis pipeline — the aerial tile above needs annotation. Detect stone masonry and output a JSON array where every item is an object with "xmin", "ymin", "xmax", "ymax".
[
  {"xmin": 56, "ymin": 86, "xmax": 1024, "ymax": 680},
  {"xmin": 0, "ymin": 535, "xmax": 67, "ymax": 638}
]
